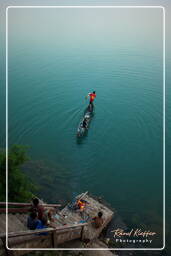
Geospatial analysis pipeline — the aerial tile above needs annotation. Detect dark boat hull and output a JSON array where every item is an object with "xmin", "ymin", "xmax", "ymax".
[{"xmin": 77, "ymin": 105, "xmax": 94, "ymax": 137}]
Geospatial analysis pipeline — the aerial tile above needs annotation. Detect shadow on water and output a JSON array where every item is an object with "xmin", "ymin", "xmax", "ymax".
[
  {"xmin": 76, "ymin": 105, "xmax": 95, "ymax": 144},
  {"xmin": 76, "ymin": 132, "xmax": 88, "ymax": 144}
]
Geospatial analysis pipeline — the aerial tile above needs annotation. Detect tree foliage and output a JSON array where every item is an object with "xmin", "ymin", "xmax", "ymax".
[{"xmin": 0, "ymin": 145, "xmax": 35, "ymax": 202}]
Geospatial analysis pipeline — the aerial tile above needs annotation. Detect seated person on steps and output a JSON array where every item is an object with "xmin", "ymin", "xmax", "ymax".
[
  {"xmin": 30, "ymin": 197, "xmax": 45, "ymax": 222},
  {"xmin": 92, "ymin": 211, "xmax": 104, "ymax": 229}
]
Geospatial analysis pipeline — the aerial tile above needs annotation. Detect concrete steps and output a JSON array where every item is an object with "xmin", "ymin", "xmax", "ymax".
[{"xmin": 0, "ymin": 213, "xmax": 28, "ymax": 233}]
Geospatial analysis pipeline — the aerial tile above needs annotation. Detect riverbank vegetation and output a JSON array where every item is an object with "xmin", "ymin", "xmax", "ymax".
[
  {"xmin": 0, "ymin": 144, "xmax": 71, "ymax": 204},
  {"xmin": 0, "ymin": 145, "xmax": 35, "ymax": 202}
]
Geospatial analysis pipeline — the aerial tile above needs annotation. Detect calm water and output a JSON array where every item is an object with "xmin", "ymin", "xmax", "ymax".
[{"xmin": 6, "ymin": 8, "xmax": 164, "ymax": 248}]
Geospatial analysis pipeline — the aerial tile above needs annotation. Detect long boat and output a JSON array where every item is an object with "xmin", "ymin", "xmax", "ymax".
[{"xmin": 77, "ymin": 104, "xmax": 94, "ymax": 137}]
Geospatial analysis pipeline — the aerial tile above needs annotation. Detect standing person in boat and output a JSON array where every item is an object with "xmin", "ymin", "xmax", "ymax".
[{"xmin": 86, "ymin": 91, "xmax": 96, "ymax": 111}]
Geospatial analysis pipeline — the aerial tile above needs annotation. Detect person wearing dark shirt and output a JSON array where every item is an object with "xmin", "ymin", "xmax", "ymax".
[
  {"xmin": 27, "ymin": 212, "xmax": 41, "ymax": 230},
  {"xmin": 30, "ymin": 197, "xmax": 45, "ymax": 221}
]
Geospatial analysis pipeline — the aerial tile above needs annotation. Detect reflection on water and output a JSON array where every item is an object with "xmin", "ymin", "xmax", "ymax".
[{"xmin": 23, "ymin": 160, "xmax": 73, "ymax": 204}]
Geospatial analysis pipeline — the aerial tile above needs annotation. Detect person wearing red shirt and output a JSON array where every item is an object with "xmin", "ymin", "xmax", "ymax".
[{"xmin": 87, "ymin": 91, "xmax": 96, "ymax": 111}]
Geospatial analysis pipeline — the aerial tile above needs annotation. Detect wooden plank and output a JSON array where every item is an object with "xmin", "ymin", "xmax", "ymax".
[
  {"xmin": 0, "ymin": 202, "xmax": 61, "ymax": 207},
  {"xmin": 51, "ymin": 230, "xmax": 57, "ymax": 248},
  {"xmin": 80, "ymin": 226, "xmax": 85, "ymax": 241},
  {"xmin": 0, "ymin": 228, "xmax": 54, "ymax": 239},
  {"xmin": 55, "ymin": 223, "xmax": 87, "ymax": 231},
  {"xmin": 0, "ymin": 208, "xmax": 30, "ymax": 213},
  {"xmin": 0, "ymin": 223, "xmax": 88, "ymax": 239},
  {"xmin": 76, "ymin": 191, "xmax": 88, "ymax": 200}
]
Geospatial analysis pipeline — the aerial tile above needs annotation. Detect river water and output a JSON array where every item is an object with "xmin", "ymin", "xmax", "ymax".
[{"xmin": 7, "ymin": 8, "xmax": 164, "ymax": 248}]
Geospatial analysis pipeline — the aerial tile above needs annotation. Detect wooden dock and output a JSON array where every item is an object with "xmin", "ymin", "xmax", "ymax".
[{"xmin": 0, "ymin": 192, "xmax": 114, "ymax": 254}]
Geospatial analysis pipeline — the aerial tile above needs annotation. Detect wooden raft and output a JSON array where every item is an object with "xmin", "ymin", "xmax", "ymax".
[{"xmin": 59, "ymin": 192, "xmax": 114, "ymax": 240}]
